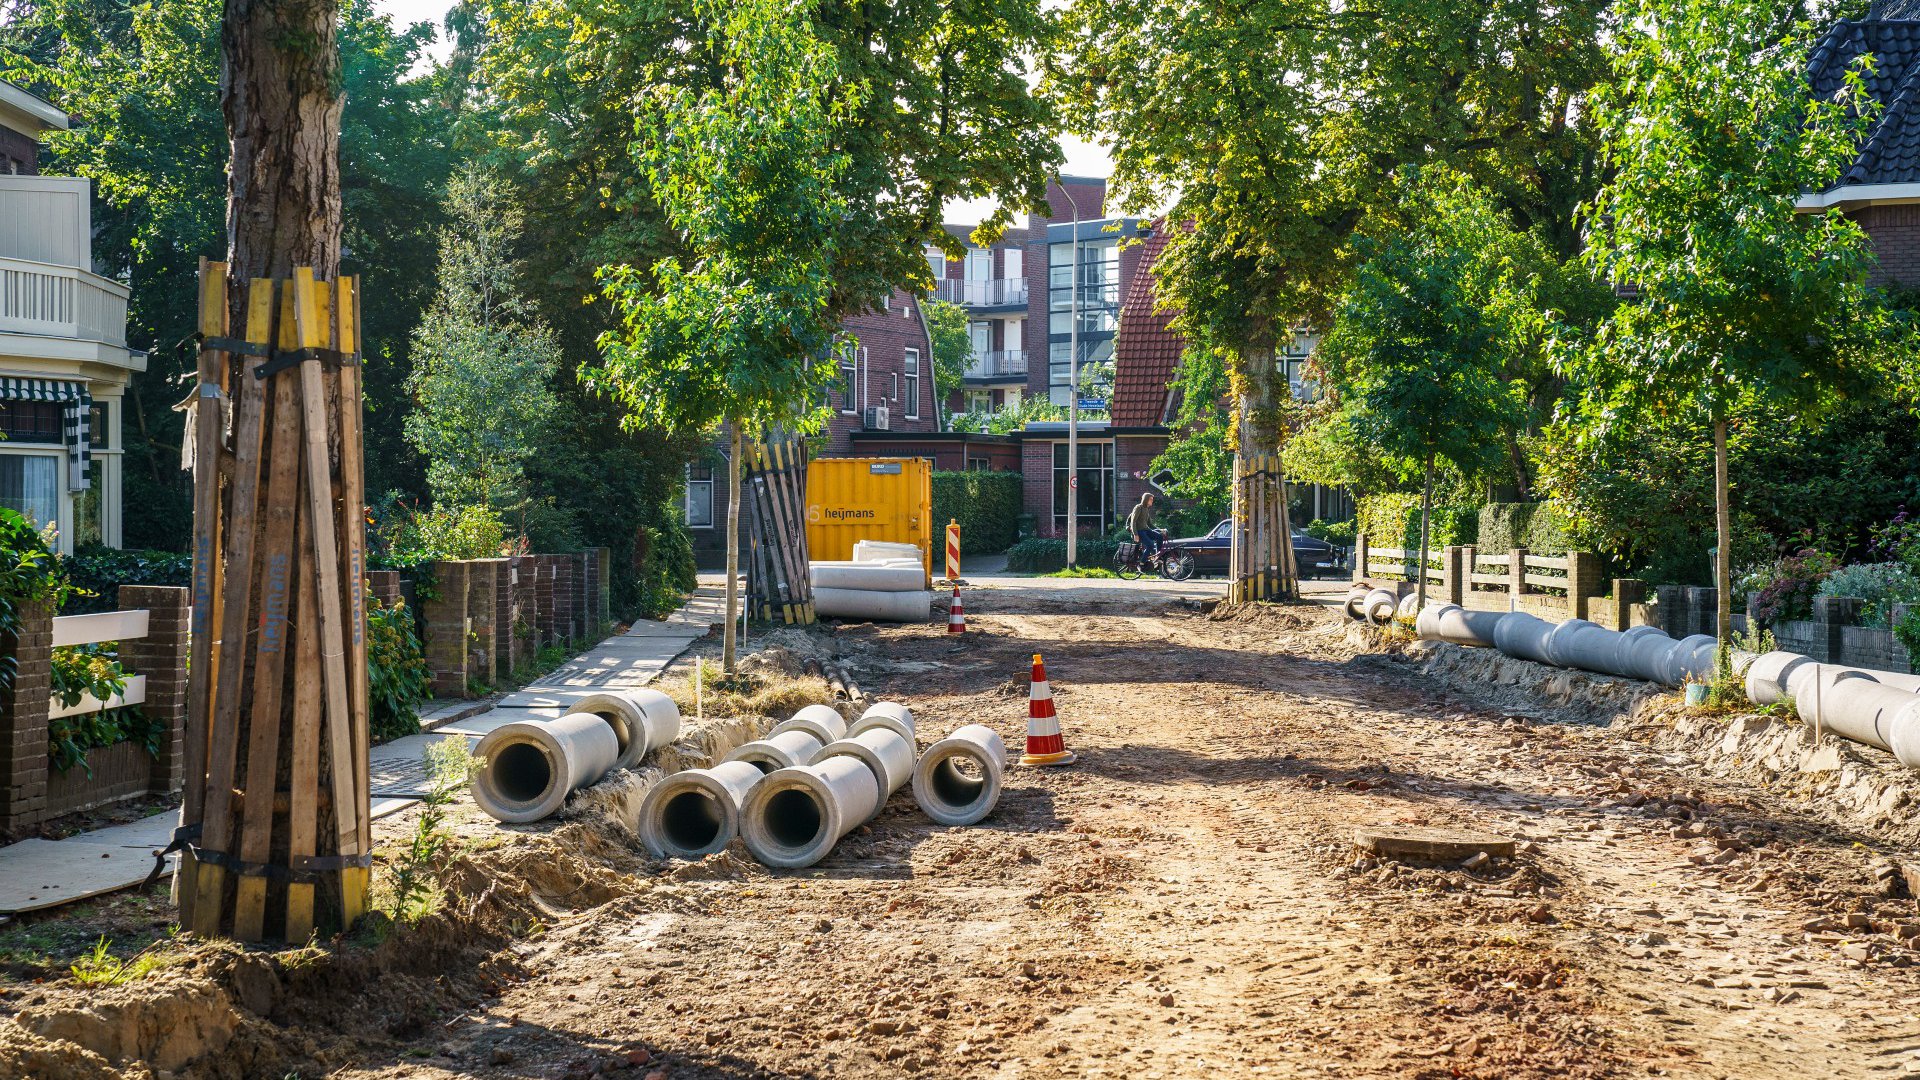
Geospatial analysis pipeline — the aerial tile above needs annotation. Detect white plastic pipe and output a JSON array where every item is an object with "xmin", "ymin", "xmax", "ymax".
[
  {"xmin": 814, "ymin": 587, "xmax": 932, "ymax": 622},
  {"xmin": 912, "ymin": 724, "xmax": 1007, "ymax": 827},
  {"xmin": 567, "ymin": 688, "xmax": 683, "ymax": 770},
  {"xmin": 1662, "ymin": 634, "xmax": 1718, "ymax": 686},
  {"xmin": 638, "ymin": 760, "xmax": 765, "ymax": 859},
  {"xmin": 810, "ymin": 563, "xmax": 927, "ymax": 591},
  {"xmin": 849, "ymin": 701, "xmax": 915, "ymax": 742},
  {"xmin": 813, "ymin": 727, "xmax": 915, "ymax": 819},
  {"xmin": 471, "ymin": 712, "xmax": 621, "ymax": 823},
  {"xmin": 724, "ymin": 728, "xmax": 826, "ymax": 774},
  {"xmin": 1619, "ymin": 626, "xmax": 1678, "ymax": 683},
  {"xmin": 772, "ymin": 703, "xmax": 847, "ymax": 745},
  {"xmin": 741, "ymin": 755, "xmax": 881, "ymax": 868}
]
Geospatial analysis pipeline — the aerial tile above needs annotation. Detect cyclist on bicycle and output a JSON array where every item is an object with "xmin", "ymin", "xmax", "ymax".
[{"xmin": 1127, "ymin": 492, "xmax": 1163, "ymax": 562}]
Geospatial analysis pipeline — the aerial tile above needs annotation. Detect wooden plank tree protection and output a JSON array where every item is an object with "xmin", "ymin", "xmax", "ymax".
[
  {"xmin": 743, "ymin": 435, "xmax": 816, "ymax": 625},
  {"xmin": 176, "ymin": 269, "xmax": 370, "ymax": 941}
]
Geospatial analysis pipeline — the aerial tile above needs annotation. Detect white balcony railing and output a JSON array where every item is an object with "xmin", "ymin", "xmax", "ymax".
[
  {"xmin": 0, "ymin": 256, "xmax": 130, "ymax": 349},
  {"xmin": 965, "ymin": 350, "xmax": 1027, "ymax": 378},
  {"xmin": 935, "ymin": 277, "xmax": 1028, "ymax": 307}
]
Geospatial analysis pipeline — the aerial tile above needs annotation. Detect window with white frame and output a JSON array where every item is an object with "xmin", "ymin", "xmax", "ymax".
[
  {"xmin": 0, "ymin": 453, "xmax": 59, "ymax": 532},
  {"xmin": 840, "ymin": 354, "xmax": 857, "ymax": 414},
  {"xmin": 903, "ymin": 348, "xmax": 921, "ymax": 419},
  {"xmin": 685, "ymin": 462, "xmax": 714, "ymax": 528}
]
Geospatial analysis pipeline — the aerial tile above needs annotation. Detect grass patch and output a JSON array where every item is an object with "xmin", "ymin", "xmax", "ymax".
[
  {"xmin": 1043, "ymin": 566, "xmax": 1120, "ymax": 579},
  {"xmin": 658, "ymin": 662, "xmax": 834, "ymax": 722},
  {"xmin": 69, "ymin": 933, "xmax": 185, "ymax": 987},
  {"xmin": 374, "ymin": 736, "xmax": 480, "ymax": 928}
]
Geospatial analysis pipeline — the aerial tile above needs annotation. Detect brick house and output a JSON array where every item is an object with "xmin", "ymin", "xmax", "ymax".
[{"xmin": 1801, "ymin": 2, "xmax": 1920, "ymax": 284}]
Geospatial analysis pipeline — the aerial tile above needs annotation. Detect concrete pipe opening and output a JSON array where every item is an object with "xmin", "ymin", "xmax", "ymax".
[
  {"xmin": 1363, "ymin": 588, "xmax": 1399, "ymax": 625},
  {"xmin": 570, "ymin": 688, "xmax": 683, "ymax": 770},
  {"xmin": 472, "ymin": 712, "xmax": 620, "ymax": 823},
  {"xmin": 741, "ymin": 756, "xmax": 879, "ymax": 869},
  {"xmin": 638, "ymin": 760, "xmax": 764, "ymax": 859},
  {"xmin": 850, "ymin": 701, "xmax": 915, "ymax": 741},
  {"xmin": 773, "ymin": 704, "xmax": 847, "ymax": 745},
  {"xmin": 724, "ymin": 728, "xmax": 826, "ymax": 775},
  {"xmin": 1344, "ymin": 582, "xmax": 1373, "ymax": 620},
  {"xmin": 913, "ymin": 724, "xmax": 1007, "ymax": 827}
]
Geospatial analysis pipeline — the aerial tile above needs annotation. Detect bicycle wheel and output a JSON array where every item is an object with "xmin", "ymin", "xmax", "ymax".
[
  {"xmin": 1110, "ymin": 549, "xmax": 1143, "ymax": 580},
  {"xmin": 1160, "ymin": 550, "xmax": 1196, "ymax": 581}
]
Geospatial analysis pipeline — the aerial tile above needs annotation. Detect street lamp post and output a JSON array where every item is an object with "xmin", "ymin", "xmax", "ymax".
[{"xmin": 1060, "ymin": 181, "xmax": 1083, "ymax": 567}]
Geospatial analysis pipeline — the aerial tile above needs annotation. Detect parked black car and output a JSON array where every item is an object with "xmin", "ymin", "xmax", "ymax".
[{"xmin": 1160, "ymin": 520, "xmax": 1343, "ymax": 579}]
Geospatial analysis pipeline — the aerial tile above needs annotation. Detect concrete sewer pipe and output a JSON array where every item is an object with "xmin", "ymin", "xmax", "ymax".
[
  {"xmin": 812, "ymin": 727, "xmax": 916, "ymax": 819},
  {"xmin": 741, "ymin": 755, "xmax": 881, "ymax": 868},
  {"xmin": 912, "ymin": 724, "xmax": 1007, "ymax": 827},
  {"xmin": 1344, "ymin": 582, "xmax": 1374, "ymax": 621},
  {"xmin": 568, "ymin": 688, "xmax": 683, "ymax": 771},
  {"xmin": 724, "ymin": 728, "xmax": 825, "ymax": 774},
  {"xmin": 772, "ymin": 704, "xmax": 847, "ymax": 745},
  {"xmin": 1363, "ymin": 588, "xmax": 1400, "ymax": 624},
  {"xmin": 813, "ymin": 586, "xmax": 933, "ymax": 623},
  {"xmin": 811, "ymin": 562, "xmax": 927, "ymax": 591},
  {"xmin": 1747, "ymin": 650, "xmax": 1920, "ymax": 706},
  {"xmin": 471, "ymin": 712, "xmax": 620, "ymax": 823},
  {"xmin": 849, "ymin": 701, "xmax": 915, "ymax": 742},
  {"xmin": 638, "ymin": 760, "xmax": 766, "ymax": 859}
]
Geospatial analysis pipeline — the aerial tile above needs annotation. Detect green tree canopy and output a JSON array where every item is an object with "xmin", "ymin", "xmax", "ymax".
[
  {"xmin": 405, "ymin": 167, "xmax": 561, "ymax": 517},
  {"xmin": 1573, "ymin": 0, "xmax": 1901, "ymax": 642}
]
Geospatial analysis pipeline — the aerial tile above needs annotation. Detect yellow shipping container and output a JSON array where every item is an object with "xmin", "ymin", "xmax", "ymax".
[{"xmin": 805, "ymin": 457, "xmax": 932, "ymax": 584}]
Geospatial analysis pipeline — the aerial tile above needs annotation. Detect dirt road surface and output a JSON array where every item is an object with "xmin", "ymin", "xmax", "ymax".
[{"xmin": 10, "ymin": 579, "xmax": 1920, "ymax": 1079}]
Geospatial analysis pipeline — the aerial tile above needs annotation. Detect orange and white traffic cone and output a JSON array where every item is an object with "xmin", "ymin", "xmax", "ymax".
[
  {"xmin": 1020, "ymin": 652, "xmax": 1075, "ymax": 766},
  {"xmin": 948, "ymin": 587, "xmax": 966, "ymax": 634}
]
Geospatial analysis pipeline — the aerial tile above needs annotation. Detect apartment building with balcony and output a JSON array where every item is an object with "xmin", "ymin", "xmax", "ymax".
[{"xmin": 0, "ymin": 80, "xmax": 141, "ymax": 553}]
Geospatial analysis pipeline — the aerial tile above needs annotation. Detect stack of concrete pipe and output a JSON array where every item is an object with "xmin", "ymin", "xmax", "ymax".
[
  {"xmin": 1739, "ymin": 650, "xmax": 1920, "ymax": 768},
  {"xmin": 1407, "ymin": 602, "xmax": 1723, "ymax": 689},
  {"xmin": 641, "ymin": 700, "xmax": 1010, "ymax": 865},
  {"xmin": 811, "ymin": 544, "xmax": 931, "ymax": 622},
  {"xmin": 471, "ymin": 688, "xmax": 683, "ymax": 823},
  {"xmin": 1345, "ymin": 581, "xmax": 1404, "ymax": 625}
]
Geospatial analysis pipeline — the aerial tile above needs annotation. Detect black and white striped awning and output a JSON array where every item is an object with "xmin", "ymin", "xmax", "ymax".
[{"xmin": 0, "ymin": 377, "xmax": 91, "ymax": 492}]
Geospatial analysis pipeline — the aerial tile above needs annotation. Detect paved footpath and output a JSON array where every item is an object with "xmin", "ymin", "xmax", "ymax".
[{"xmin": 0, "ymin": 587, "xmax": 723, "ymax": 916}]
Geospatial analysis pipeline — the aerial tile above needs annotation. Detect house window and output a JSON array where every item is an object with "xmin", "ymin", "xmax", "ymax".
[
  {"xmin": 0, "ymin": 401, "xmax": 65, "ymax": 444},
  {"xmin": 1051, "ymin": 441, "xmax": 1115, "ymax": 533},
  {"xmin": 0, "ymin": 454, "xmax": 59, "ymax": 530},
  {"xmin": 964, "ymin": 390, "xmax": 992, "ymax": 413},
  {"xmin": 685, "ymin": 463, "xmax": 714, "ymax": 529},
  {"xmin": 967, "ymin": 456, "xmax": 991, "ymax": 471},
  {"xmin": 926, "ymin": 246, "xmax": 946, "ymax": 282},
  {"xmin": 840, "ymin": 355, "xmax": 857, "ymax": 414},
  {"xmin": 903, "ymin": 348, "xmax": 921, "ymax": 420},
  {"xmin": 890, "ymin": 372, "xmax": 900, "ymax": 404}
]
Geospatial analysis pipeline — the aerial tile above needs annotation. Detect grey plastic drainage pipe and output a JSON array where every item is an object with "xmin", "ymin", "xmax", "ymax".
[
  {"xmin": 741, "ymin": 755, "xmax": 880, "ymax": 868},
  {"xmin": 638, "ymin": 760, "xmax": 765, "ymax": 859},
  {"xmin": 471, "ymin": 712, "xmax": 621, "ymax": 823},
  {"xmin": 1492, "ymin": 611, "xmax": 1555, "ymax": 665},
  {"xmin": 849, "ymin": 701, "xmax": 915, "ymax": 742},
  {"xmin": 772, "ymin": 704, "xmax": 847, "ymax": 745},
  {"xmin": 813, "ymin": 727, "xmax": 915, "ymax": 819},
  {"xmin": 1413, "ymin": 603, "xmax": 1505, "ymax": 648},
  {"xmin": 724, "ymin": 728, "xmax": 825, "ymax": 773},
  {"xmin": 912, "ymin": 724, "xmax": 1007, "ymax": 827},
  {"xmin": 568, "ymin": 688, "xmax": 683, "ymax": 770}
]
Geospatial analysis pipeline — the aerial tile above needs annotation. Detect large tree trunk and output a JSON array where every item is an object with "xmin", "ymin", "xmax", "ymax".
[
  {"xmin": 1416, "ymin": 450, "xmax": 1434, "ymax": 611},
  {"xmin": 1231, "ymin": 347, "xmax": 1297, "ymax": 603},
  {"xmin": 222, "ymin": 0, "xmax": 343, "ymax": 294},
  {"xmin": 724, "ymin": 421, "xmax": 742, "ymax": 673}
]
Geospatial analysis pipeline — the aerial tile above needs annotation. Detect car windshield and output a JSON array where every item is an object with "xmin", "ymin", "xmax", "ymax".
[{"xmin": 1210, "ymin": 521, "xmax": 1231, "ymax": 538}]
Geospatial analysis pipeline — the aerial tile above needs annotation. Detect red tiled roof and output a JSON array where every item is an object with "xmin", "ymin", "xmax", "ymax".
[{"xmin": 1110, "ymin": 226, "xmax": 1181, "ymax": 427}]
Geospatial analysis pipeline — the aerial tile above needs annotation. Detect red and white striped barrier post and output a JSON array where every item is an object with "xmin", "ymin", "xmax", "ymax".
[
  {"xmin": 1020, "ymin": 652, "xmax": 1074, "ymax": 766},
  {"xmin": 945, "ymin": 519, "xmax": 961, "ymax": 583}
]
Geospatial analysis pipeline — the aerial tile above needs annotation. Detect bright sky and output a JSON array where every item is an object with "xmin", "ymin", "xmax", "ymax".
[{"xmin": 367, "ymin": 0, "xmax": 1117, "ymax": 225}]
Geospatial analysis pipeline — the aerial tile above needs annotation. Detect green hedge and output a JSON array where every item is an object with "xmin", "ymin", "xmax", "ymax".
[
  {"xmin": 931, "ymin": 470, "xmax": 1023, "ymax": 556},
  {"xmin": 1006, "ymin": 535, "xmax": 1124, "ymax": 574},
  {"xmin": 59, "ymin": 546, "xmax": 192, "ymax": 615},
  {"xmin": 1477, "ymin": 502, "xmax": 1571, "ymax": 556},
  {"xmin": 1355, "ymin": 494, "xmax": 1478, "ymax": 552}
]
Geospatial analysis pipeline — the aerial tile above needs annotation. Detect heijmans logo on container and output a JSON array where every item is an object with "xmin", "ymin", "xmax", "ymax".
[{"xmin": 808, "ymin": 506, "xmax": 879, "ymax": 523}]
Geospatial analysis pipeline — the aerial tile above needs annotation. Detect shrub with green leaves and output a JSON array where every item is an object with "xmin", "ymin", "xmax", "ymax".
[
  {"xmin": 1005, "ymin": 535, "xmax": 1123, "ymax": 574},
  {"xmin": 0, "ymin": 507, "xmax": 70, "ymax": 700},
  {"xmin": 58, "ymin": 546, "xmax": 193, "ymax": 615},
  {"xmin": 47, "ymin": 641, "xmax": 161, "ymax": 774},
  {"xmin": 1306, "ymin": 518, "xmax": 1357, "ymax": 547},
  {"xmin": 1356, "ymin": 494, "xmax": 1477, "ymax": 552},
  {"xmin": 368, "ymin": 596, "xmax": 432, "ymax": 744},
  {"xmin": 1476, "ymin": 502, "xmax": 1571, "ymax": 556},
  {"xmin": 931, "ymin": 471, "xmax": 1023, "ymax": 556},
  {"xmin": 372, "ymin": 499, "xmax": 510, "ymax": 568},
  {"xmin": 1815, "ymin": 562, "xmax": 1920, "ymax": 629}
]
